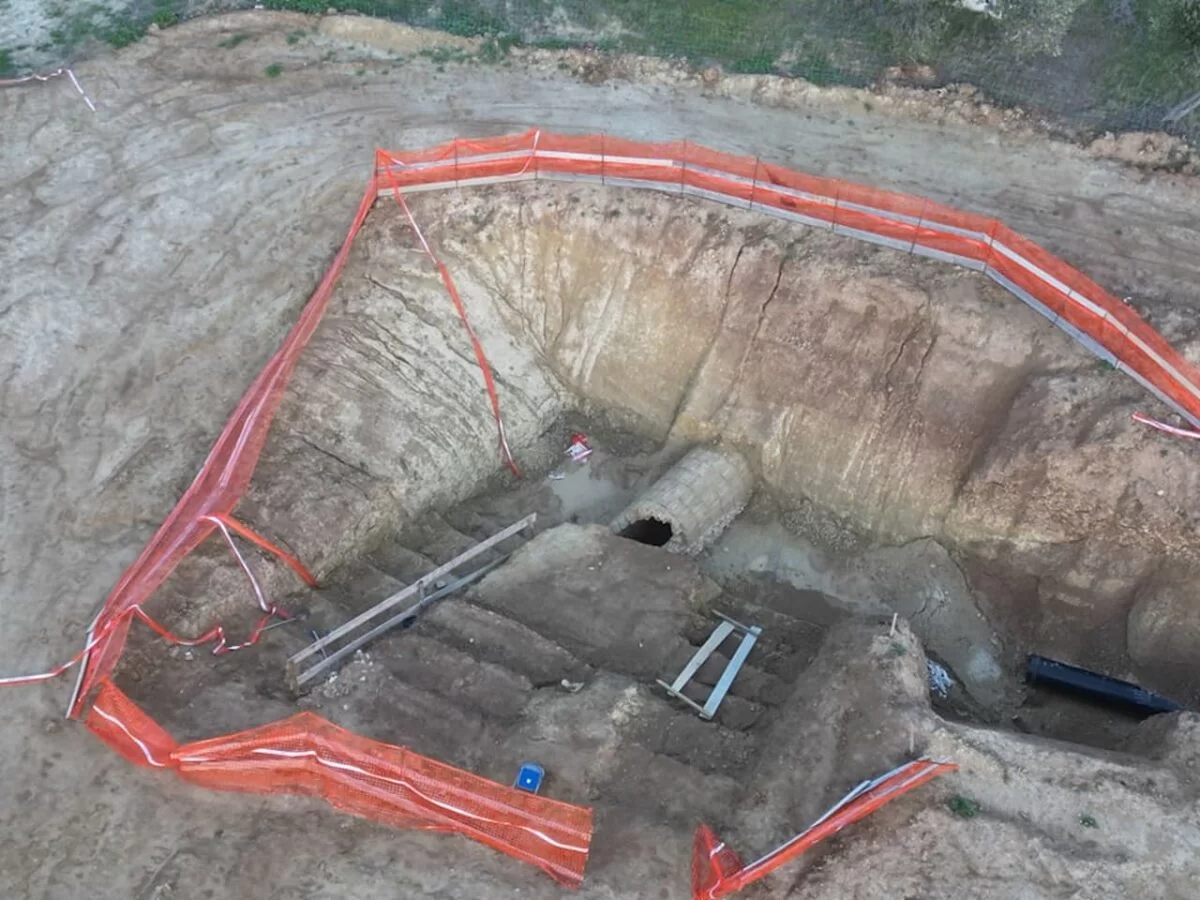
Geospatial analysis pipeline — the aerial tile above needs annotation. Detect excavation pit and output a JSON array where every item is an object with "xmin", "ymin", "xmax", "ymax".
[
  {"xmin": 116, "ymin": 175, "xmax": 1200, "ymax": 746},
  {"xmin": 104, "ymin": 174, "xmax": 1200, "ymax": 895}
]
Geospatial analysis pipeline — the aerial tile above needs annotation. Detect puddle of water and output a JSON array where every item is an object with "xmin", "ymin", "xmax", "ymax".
[
  {"xmin": 544, "ymin": 455, "xmax": 637, "ymax": 526},
  {"xmin": 704, "ymin": 520, "xmax": 881, "ymax": 616}
]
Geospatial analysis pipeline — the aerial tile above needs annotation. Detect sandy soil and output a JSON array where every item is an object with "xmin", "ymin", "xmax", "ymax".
[{"xmin": 5, "ymin": 11, "xmax": 1200, "ymax": 899}]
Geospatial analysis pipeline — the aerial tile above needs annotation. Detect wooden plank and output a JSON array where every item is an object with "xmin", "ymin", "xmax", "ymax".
[{"xmin": 287, "ymin": 513, "xmax": 536, "ymax": 666}]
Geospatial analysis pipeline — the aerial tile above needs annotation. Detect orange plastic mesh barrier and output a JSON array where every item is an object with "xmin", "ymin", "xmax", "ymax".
[
  {"xmin": 377, "ymin": 128, "xmax": 1200, "ymax": 433},
  {"xmin": 86, "ymin": 679, "xmax": 593, "ymax": 887},
  {"xmin": 692, "ymin": 824, "xmax": 747, "ymax": 900},
  {"xmin": 691, "ymin": 758, "xmax": 958, "ymax": 899},
  {"xmin": 6, "ymin": 127, "xmax": 1197, "ymax": 891}
]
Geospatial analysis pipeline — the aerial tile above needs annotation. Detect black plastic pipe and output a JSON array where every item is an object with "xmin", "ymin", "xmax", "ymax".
[{"xmin": 1025, "ymin": 654, "xmax": 1183, "ymax": 716}]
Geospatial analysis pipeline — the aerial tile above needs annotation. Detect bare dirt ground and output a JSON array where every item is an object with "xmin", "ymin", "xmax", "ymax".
[{"xmin": 5, "ymin": 10, "xmax": 1200, "ymax": 899}]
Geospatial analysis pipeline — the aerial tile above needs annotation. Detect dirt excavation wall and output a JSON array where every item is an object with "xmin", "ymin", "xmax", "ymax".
[
  {"xmin": 360, "ymin": 181, "xmax": 1200, "ymax": 698},
  {"xmin": 150, "ymin": 174, "xmax": 1200, "ymax": 706},
  {"xmin": 241, "ymin": 210, "xmax": 566, "ymax": 581},
  {"xmin": 133, "ymin": 210, "xmax": 571, "ymax": 647},
  {"xmin": 150, "ymin": 174, "xmax": 1200, "ymax": 711}
]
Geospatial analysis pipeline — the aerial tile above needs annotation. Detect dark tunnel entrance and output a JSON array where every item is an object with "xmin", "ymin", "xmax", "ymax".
[{"xmin": 617, "ymin": 517, "xmax": 674, "ymax": 547}]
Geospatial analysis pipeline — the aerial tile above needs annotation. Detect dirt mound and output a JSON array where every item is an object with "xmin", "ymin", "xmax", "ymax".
[{"xmin": 733, "ymin": 618, "xmax": 1200, "ymax": 898}]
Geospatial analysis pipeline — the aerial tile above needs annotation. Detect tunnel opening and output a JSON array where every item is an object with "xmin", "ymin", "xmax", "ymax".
[{"xmin": 617, "ymin": 517, "xmax": 674, "ymax": 547}]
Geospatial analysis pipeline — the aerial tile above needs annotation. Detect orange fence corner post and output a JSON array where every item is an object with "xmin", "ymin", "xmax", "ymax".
[{"xmin": 692, "ymin": 758, "xmax": 957, "ymax": 899}]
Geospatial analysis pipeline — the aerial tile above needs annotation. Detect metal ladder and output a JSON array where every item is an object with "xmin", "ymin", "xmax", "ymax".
[
  {"xmin": 287, "ymin": 513, "xmax": 536, "ymax": 690},
  {"xmin": 657, "ymin": 611, "xmax": 761, "ymax": 720}
]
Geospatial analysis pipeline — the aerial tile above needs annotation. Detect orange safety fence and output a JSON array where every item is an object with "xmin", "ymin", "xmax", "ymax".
[
  {"xmin": 691, "ymin": 758, "xmax": 958, "ymax": 899},
  {"xmin": 86, "ymin": 679, "xmax": 592, "ymax": 887},
  {"xmin": 378, "ymin": 128, "xmax": 1200, "ymax": 431},
  {"xmin": 4, "ymin": 127, "xmax": 1195, "ymax": 890},
  {"xmin": 377, "ymin": 154, "xmax": 521, "ymax": 476}
]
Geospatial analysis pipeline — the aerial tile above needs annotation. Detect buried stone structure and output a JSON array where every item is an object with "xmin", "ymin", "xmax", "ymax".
[{"xmin": 611, "ymin": 446, "xmax": 754, "ymax": 554}]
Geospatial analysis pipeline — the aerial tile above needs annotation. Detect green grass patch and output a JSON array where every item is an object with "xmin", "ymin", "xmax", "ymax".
[
  {"xmin": 286, "ymin": 29, "xmax": 306, "ymax": 45},
  {"xmin": 573, "ymin": 0, "xmax": 790, "ymax": 63},
  {"xmin": 104, "ymin": 16, "xmax": 149, "ymax": 49},
  {"xmin": 533, "ymin": 37, "xmax": 576, "ymax": 51},
  {"xmin": 530, "ymin": 0, "xmax": 888, "ymax": 87},
  {"xmin": 790, "ymin": 50, "xmax": 846, "ymax": 87},
  {"xmin": 150, "ymin": 0, "xmax": 179, "ymax": 28},
  {"xmin": 860, "ymin": 0, "xmax": 999, "ymax": 65},
  {"xmin": 947, "ymin": 795, "xmax": 981, "ymax": 819},
  {"xmin": 42, "ymin": 1, "xmax": 184, "ymax": 56},
  {"xmin": 261, "ymin": 0, "xmax": 329, "ymax": 14},
  {"xmin": 478, "ymin": 37, "xmax": 503, "ymax": 63},
  {"xmin": 264, "ymin": 62, "xmax": 283, "ymax": 78},
  {"xmin": 434, "ymin": 1, "xmax": 507, "ymax": 37},
  {"xmin": 478, "ymin": 32, "xmax": 523, "ymax": 63},
  {"xmin": 728, "ymin": 48, "xmax": 776, "ymax": 74},
  {"xmin": 1102, "ymin": 0, "xmax": 1200, "ymax": 106},
  {"xmin": 48, "ymin": 9, "xmax": 103, "ymax": 52},
  {"xmin": 219, "ymin": 32, "xmax": 251, "ymax": 49},
  {"xmin": 419, "ymin": 45, "xmax": 471, "ymax": 64}
]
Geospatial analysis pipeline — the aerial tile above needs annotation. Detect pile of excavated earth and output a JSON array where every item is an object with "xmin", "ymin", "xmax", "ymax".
[{"xmin": 5, "ymin": 11, "xmax": 1200, "ymax": 898}]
